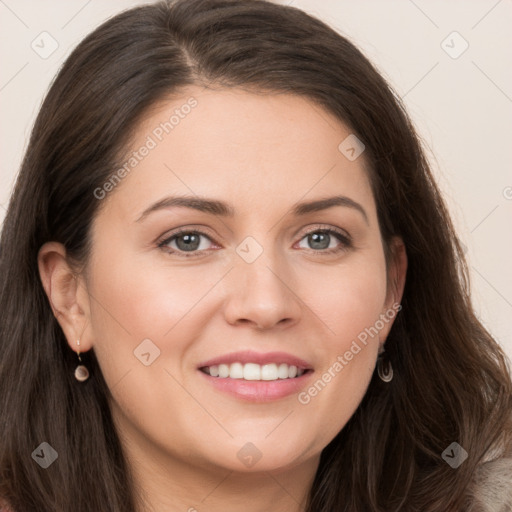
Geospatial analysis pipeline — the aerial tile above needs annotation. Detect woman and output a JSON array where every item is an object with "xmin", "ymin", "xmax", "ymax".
[{"xmin": 1, "ymin": 0, "xmax": 511, "ymax": 510}]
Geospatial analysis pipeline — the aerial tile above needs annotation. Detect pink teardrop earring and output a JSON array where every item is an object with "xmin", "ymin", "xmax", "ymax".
[{"xmin": 74, "ymin": 338, "xmax": 90, "ymax": 382}]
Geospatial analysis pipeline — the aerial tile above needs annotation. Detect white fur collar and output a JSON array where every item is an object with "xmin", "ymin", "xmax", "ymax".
[{"xmin": 466, "ymin": 457, "xmax": 512, "ymax": 511}]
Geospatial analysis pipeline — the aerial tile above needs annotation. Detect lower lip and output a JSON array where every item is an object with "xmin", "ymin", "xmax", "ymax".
[{"xmin": 198, "ymin": 370, "xmax": 314, "ymax": 402}]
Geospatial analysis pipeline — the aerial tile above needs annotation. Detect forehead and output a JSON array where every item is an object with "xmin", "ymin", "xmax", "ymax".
[{"xmin": 100, "ymin": 87, "xmax": 376, "ymax": 223}]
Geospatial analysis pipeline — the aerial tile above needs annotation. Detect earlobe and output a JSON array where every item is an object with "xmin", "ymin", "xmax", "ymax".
[{"xmin": 37, "ymin": 242, "xmax": 92, "ymax": 353}]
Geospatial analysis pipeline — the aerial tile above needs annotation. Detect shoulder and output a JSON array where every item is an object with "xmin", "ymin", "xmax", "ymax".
[{"xmin": 466, "ymin": 455, "xmax": 512, "ymax": 511}]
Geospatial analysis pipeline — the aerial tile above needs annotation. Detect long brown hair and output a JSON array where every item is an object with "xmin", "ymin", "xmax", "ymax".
[{"xmin": 1, "ymin": 1, "xmax": 511, "ymax": 510}]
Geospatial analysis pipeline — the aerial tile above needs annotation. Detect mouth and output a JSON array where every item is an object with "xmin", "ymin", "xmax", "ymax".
[
  {"xmin": 197, "ymin": 351, "xmax": 314, "ymax": 402},
  {"xmin": 200, "ymin": 362, "xmax": 310, "ymax": 380}
]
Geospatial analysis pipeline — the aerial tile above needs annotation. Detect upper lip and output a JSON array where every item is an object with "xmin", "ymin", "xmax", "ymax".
[{"xmin": 198, "ymin": 350, "xmax": 314, "ymax": 370}]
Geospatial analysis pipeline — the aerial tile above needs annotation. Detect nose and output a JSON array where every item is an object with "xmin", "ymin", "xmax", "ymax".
[{"xmin": 222, "ymin": 246, "xmax": 303, "ymax": 331}]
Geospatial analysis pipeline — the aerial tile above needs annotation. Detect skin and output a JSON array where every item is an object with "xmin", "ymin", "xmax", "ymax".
[{"xmin": 38, "ymin": 87, "xmax": 407, "ymax": 512}]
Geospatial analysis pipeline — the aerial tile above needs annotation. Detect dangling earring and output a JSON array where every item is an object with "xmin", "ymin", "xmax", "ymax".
[
  {"xmin": 377, "ymin": 350, "xmax": 393, "ymax": 382},
  {"xmin": 74, "ymin": 338, "xmax": 90, "ymax": 382}
]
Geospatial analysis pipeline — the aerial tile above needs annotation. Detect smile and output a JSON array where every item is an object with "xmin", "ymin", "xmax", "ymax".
[
  {"xmin": 197, "ymin": 350, "xmax": 314, "ymax": 401},
  {"xmin": 200, "ymin": 362, "xmax": 308, "ymax": 380}
]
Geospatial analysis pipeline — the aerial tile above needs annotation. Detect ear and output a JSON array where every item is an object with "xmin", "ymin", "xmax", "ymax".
[
  {"xmin": 379, "ymin": 236, "xmax": 407, "ymax": 342},
  {"xmin": 37, "ymin": 242, "xmax": 93, "ymax": 354}
]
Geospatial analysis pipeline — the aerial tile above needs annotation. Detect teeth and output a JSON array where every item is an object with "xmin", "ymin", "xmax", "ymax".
[
  {"xmin": 277, "ymin": 363, "xmax": 289, "ymax": 379},
  {"xmin": 262, "ymin": 363, "xmax": 278, "ymax": 380},
  {"xmin": 230, "ymin": 362, "xmax": 244, "ymax": 379},
  {"xmin": 244, "ymin": 363, "xmax": 261, "ymax": 380},
  {"xmin": 204, "ymin": 362, "xmax": 306, "ymax": 381}
]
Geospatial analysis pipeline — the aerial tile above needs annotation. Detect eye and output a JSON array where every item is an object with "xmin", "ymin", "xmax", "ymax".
[
  {"xmin": 158, "ymin": 225, "xmax": 352, "ymax": 258},
  {"xmin": 158, "ymin": 229, "xmax": 216, "ymax": 257},
  {"xmin": 296, "ymin": 226, "xmax": 352, "ymax": 254}
]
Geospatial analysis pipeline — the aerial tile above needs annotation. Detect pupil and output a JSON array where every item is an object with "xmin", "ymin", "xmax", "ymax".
[
  {"xmin": 310, "ymin": 232, "xmax": 329, "ymax": 250},
  {"xmin": 177, "ymin": 233, "xmax": 200, "ymax": 251}
]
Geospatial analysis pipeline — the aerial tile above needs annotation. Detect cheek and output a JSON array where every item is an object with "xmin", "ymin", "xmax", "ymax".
[
  {"xmin": 295, "ymin": 255, "xmax": 387, "ymax": 441},
  {"xmin": 85, "ymin": 245, "xmax": 239, "ymax": 402},
  {"xmin": 85, "ymin": 254, "xmax": 221, "ymax": 453},
  {"xmin": 84, "ymin": 246, "xmax": 211, "ymax": 394},
  {"xmin": 88, "ymin": 250, "xmax": 212, "ymax": 340},
  {"xmin": 305, "ymin": 255, "xmax": 388, "ymax": 345}
]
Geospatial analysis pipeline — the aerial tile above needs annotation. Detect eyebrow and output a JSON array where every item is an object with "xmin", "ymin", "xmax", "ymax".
[{"xmin": 135, "ymin": 194, "xmax": 369, "ymax": 224}]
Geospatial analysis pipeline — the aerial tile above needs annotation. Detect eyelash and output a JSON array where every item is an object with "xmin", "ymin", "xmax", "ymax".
[{"xmin": 157, "ymin": 225, "xmax": 352, "ymax": 258}]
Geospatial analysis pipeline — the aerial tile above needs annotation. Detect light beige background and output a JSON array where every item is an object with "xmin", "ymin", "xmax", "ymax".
[{"xmin": 1, "ymin": 0, "xmax": 511, "ymax": 360}]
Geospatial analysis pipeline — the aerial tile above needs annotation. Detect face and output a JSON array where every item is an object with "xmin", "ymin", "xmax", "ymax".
[{"xmin": 64, "ymin": 88, "xmax": 404, "ymax": 475}]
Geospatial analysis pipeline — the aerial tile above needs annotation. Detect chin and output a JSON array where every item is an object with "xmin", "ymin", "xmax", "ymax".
[{"xmin": 202, "ymin": 437, "xmax": 312, "ymax": 474}]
